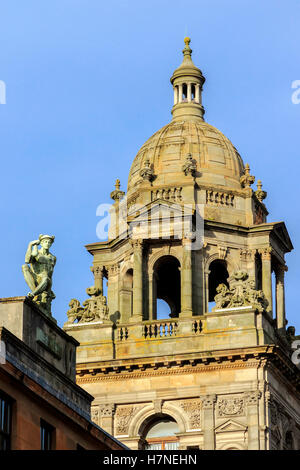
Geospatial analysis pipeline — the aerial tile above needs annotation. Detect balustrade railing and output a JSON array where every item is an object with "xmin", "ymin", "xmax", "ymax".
[{"xmin": 143, "ymin": 321, "xmax": 178, "ymax": 339}]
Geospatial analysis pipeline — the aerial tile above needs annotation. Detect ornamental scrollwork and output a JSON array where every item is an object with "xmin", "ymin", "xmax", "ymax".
[
  {"xmin": 217, "ymin": 397, "xmax": 245, "ymax": 417},
  {"xmin": 213, "ymin": 271, "xmax": 268, "ymax": 312}
]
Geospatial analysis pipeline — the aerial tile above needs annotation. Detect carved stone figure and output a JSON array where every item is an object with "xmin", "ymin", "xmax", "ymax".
[
  {"xmin": 182, "ymin": 153, "xmax": 196, "ymax": 177},
  {"xmin": 22, "ymin": 234, "xmax": 56, "ymax": 317},
  {"xmin": 213, "ymin": 271, "xmax": 268, "ymax": 312},
  {"xmin": 64, "ymin": 286, "xmax": 110, "ymax": 325},
  {"xmin": 65, "ymin": 299, "xmax": 84, "ymax": 324},
  {"xmin": 139, "ymin": 159, "xmax": 155, "ymax": 182},
  {"xmin": 240, "ymin": 163, "xmax": 255, "ymax": 188},
  {"xmin": 214, "ymin": 283, "xmax": 232, "ymax": 309}
]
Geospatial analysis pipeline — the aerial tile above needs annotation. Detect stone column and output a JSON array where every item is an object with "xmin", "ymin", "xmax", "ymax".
[
  {"xmin": 130, "ymin": 239, "xmax": 143, "ymax": 322},
  {"xmin": 275, "ymin": 264, "xmax": 287, "ymax": 334},
  {"xmin": 178, "ymin": 84, "xmax": 183, "ymax": 103},
  {"xmin": 244, "ymin": 391, "xmax": 261, "ymax": 450},
  {"xmin": 180, "ymin": 236, "xmax": 193, "ymax": 317},
  {"xmin": 91, "ymin": 265, "xmax": 104, "ymax": 293},
  {"xmin": 202, "ymin": 394, "xmax": 217, "ymax": 450},
  {"xmin": 259, "ymin": 247, "xmax": 273, "ymax": 317},
  {"xmin": 195, "ymin": 84, "xmax": 200, "ymax": 103},
  {"xmin": 100, "ymin": 404, "xmax": 115, "ymax": 435},
  {"xmin": 187, "ymin": 82, "xmax": 192, "ymax": 102},
  {"xmin": 173, "ymin": 86, "xmax": 178, "ymax": 105}
]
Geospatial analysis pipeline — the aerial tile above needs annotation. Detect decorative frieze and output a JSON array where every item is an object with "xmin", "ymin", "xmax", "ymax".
[
  {"xmin": 115, "ymin": 405, "xmax": 140, "ymax": 435},
  {"xmin": 217, "ymin": 396, "xmax": 245, "ymax": 417},
  {"xmin": 179, "ymin": 399, "xmax": 202, "ymax": 429}
]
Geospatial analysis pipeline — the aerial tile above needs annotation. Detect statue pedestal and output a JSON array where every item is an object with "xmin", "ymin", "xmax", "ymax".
[{"xmin": 0, "ymin": 296, "xmax": 78, "ymax": 381}]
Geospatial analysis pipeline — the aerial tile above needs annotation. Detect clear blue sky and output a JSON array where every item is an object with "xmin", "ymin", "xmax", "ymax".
[{"xmin": 0, "ymin": 0, "xmax": 299, "ymax": 329}]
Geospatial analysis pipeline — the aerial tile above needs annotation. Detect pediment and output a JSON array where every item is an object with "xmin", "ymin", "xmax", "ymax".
[
  {"xmin": 215, "ymin": 419, "xmax": 247, "ymax": 433},
  {"xmin": 128, "ymin": 199, "xmax": 193, "ymax": 222}
]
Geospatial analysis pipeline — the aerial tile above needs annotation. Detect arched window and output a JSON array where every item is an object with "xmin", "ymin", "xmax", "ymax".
[
  {"xmin": 182, "ymin": 83, "xmax": 187, "ymax": 102},
  {"xmin": 191, "ymin": 84, "xmax": 195, "ymax": 101},
  {"xmin": 153, "ymin": 256, "xmax": 181, "ymax": 319},
  {"xmin": 142, "ymin": 416, "xmax": 180, "ymax": 450},
  {"xmin": 208, "ymin": 259, "xmax": 229, "ymax": 310}
]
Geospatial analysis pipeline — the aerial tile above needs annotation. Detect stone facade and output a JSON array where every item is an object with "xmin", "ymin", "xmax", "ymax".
[{"xmin": 64, "ymin": 38, "xmax": 300, "ymax": 450}]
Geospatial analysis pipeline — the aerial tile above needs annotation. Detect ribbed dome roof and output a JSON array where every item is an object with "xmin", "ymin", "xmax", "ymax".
[{"xmin": 127, "ymin": 119, "xmax": 245, "ymax": 194}]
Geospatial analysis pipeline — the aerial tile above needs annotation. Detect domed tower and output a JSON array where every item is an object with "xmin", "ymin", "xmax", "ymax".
[{"xmin": 64, "ymin": 39, "xmax": 300, "ymax": 451}]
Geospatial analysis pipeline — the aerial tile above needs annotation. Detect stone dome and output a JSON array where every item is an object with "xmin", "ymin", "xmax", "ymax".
[
  {"xmin": 127, "ymin": 38, "xmax": 245, "ymax": 196},
  {"xmin": 127, "ymin": 119, "xmax": 245, "ymax": 194}
]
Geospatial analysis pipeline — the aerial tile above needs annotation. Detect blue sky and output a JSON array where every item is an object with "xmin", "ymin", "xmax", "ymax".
[{"xmin": 0, "ymin": 0, "xmax": 299, "ymax": 329}]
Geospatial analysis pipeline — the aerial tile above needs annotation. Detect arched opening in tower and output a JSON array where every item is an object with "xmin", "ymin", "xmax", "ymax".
[
  {"xmin": 255, "ymin": 252, "xmax": 262, "ymax": 290},
  {"xmin": 182, "ymin": 83, "xmax": 187, "ymax": 102},
  {"xmin": 208, "ymin": 259, "xmax": 229, "ymax": 311},
  {"xmin": 191, "ymin": 84, "xmax": 195, "ymax": 101},
  {"xmin": 153, "ymin": 255, "xmax": 181, "ymax": 319}
]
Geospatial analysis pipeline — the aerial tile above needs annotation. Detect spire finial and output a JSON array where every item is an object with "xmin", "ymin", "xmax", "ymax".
[{"xmin": 182, "ymin": 37, "xmax": 192, "ymax": 62}]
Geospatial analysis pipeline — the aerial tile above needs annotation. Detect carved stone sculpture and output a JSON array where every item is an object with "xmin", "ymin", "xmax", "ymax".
[
  {"xmin": 22, "ymin": 234, "xmax": 56, "ymax": 317},
  {"xmin": 255, "ymin": 180, "xmax": 267, "ymax": 202},
  {"xmin": 64, "ymin": 286, "xmax": 110, "ymax": 325},
  {"xmin": 182, "ymin": 153, "xmax": 196, "ymax": 177},
  {"xmin": 240, "ymin": 163, "xmax": 255, "ymax": 188},
  {"xmin": 110, "ymin": 179, "xmax": 125, "ymax": 201},
  {"xmin": 139, "ymin": 159, "xmax": 155, "ymax": 182},
  {"xmin": 213, "ymin": 271, "xmax": 268, "ymax": 312}
]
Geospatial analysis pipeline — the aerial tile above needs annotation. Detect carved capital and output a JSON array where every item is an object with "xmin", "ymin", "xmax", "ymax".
[
  {"xmin": 244, "ymin": 390, "xmax": 262, "ymax": 406},
  {"xmin": 202, "ymin": 394, "xmax": 217, "ymax": 409},
  {"xmin": 258, "ymin": 247, "xmax": 273, "ymax": 260},
  {"xmin": 240, "ymin": 248, "xmax": 256, "ymax": 261},
  {"xmin": 91, "ymin": 265, "xmax": 104, "ymax": 278},
  {"xmin": 100, "ymin": 404, "xmax": 115, "ymax": 417},
  {"xmin": 107, "ymin": 263, "xmax": 120, "ymax": 276},
  {"xmin": 130, "ymin": 238, "xmax": 143, "ymax": 251}
]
